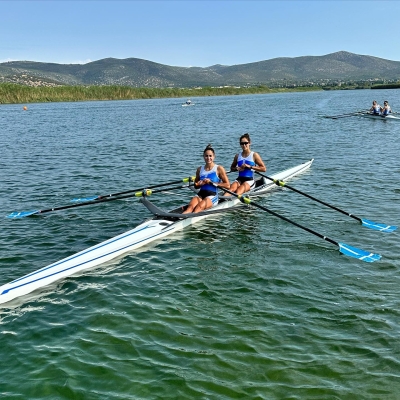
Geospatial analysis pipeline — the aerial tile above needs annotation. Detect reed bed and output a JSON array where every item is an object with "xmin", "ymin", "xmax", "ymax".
[
  {"xmin": 0, "ymin": 83, "xmax": 319, "ymax": 104},
  {"xmin": 371, "ymin": 83, "xmax": 400, "ymax": 90}
]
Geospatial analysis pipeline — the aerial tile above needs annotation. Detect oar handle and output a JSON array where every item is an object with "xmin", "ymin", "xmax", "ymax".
[{"xmin": 132, "ymin": 184, "xmax": 193, "ymax": 198}]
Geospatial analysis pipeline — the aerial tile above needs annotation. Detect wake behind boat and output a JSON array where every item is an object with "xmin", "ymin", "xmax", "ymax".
[{"xmin": 0, "ymin": 160, "xmax": 313, "ymax": 306}]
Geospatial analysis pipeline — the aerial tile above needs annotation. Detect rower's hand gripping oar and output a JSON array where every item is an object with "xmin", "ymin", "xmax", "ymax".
[
  {"xmin": 214, "ymin": 184, "xmax": 381, "ymax": 263},
  {"xmin": 6, "ymin": 178, "xmax": 195, "ymax": 219},
  {"xmin": 253, "ymin": 171, "xmax": 397, "ymax": 233},
  {"xmin": 70, "ymin": 176, "xmax": 195, "ymax": 203}
]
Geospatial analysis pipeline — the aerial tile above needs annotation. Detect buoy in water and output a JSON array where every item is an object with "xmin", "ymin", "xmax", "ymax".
[{"xmin": 23, "ymin": 106, "xmax": 28, "ymax": 111}]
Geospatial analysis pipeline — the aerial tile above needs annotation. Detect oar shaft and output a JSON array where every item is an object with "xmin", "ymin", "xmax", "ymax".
[
  {"xmin": 257, "ymin": 201, "xmax": 339, "ymax": 246},
  {"xmin": 325, "ymin": 111, "xmax": 365, "ymax": 119},
  {"xmin": 33, "ymin": 193, "xmax": 136, "ymax": 215},
  {"xmin": 215, "ymin": 184, "xmax": 381, "ymax": 262},
  {"xmin": 9, "ymin": 184, "xmax": 193, "ymax": 217},
  {"xmin": 220, "ymin": 186, "xmax": 339, "ymax": 247},
  {"xmin": 94, "ymin": 177, "xmax": 194, "ymax": 199},
  {"xmin": 254, "ymin": 171, "xmax": 362, "ymax": 224},
  {"xmin": 325, "ymin": 113, "xmax": 355, "ymax": 119}
]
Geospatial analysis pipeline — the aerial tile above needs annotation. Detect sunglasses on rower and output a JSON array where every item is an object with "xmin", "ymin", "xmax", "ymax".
[{"xmin": 240, "ymin": 142, "xmax": 249, "ymax": 145}]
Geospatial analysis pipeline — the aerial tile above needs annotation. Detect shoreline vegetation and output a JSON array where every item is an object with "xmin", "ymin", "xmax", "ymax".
[
  {"xmin": 0, "ymin": 83, "xmax": 320, "ymax": 105},
  {"xmin": 1, "ymin": 82, "xmax": 399, "ymax": 105},
  {"xmin": 371, "ymin": 83, "xmax": 400, "ymax": 90}
]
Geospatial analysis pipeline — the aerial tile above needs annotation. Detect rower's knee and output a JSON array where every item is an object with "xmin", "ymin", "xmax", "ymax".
[
  {"xmin": 236, "ymin": 184, "xmax": 249, "ymax": 195},
  {"xmin": 229, "ymin": 182, "xmax": 239, "ymax": 193}
]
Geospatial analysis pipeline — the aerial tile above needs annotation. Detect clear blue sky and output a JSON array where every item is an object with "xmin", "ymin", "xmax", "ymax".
[{"xmin": 2, "ymin": 1, "xmax": 400, "ymax": 66}]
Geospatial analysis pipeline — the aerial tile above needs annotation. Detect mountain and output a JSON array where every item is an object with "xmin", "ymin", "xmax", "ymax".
[{"xmin": 1, "ymin": 51, "xmax": 400, "ymax": 88}]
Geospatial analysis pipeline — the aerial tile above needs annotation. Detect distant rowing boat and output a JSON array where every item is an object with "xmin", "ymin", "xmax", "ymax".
[
  {"xmin": 356, "ymin": 112, "xmax": 400, "ymax": 121},
  {"xmin": 325, "ymin": 111, "xmax": 400, "ymax": 121},
  {"xmin": 0, "ymin": 160, "xmax": 314, "ymax": 306},
  {"xmin": 182, "ymin": 99, "xmax": 194, "ymax": 107}
]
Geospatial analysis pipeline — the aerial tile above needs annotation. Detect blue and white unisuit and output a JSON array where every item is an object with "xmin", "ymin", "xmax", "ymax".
[
  {"xmin": 382, "ymin": 106, "xmax": 391, "ymax": 116},
  {"xmin": 197, "ymin": 164, "xmax": 221, "ymax": 206},
  {"xmin": 237, "ymin": 151, "xmax": 255, "ymax": 180}
]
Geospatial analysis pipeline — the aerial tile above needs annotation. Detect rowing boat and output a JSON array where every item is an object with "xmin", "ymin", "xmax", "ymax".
[
  {"xmin": 324, "ymin": 111, "xmax": 400, "ymax": 121},
  {"xmin": 182, "ymin": 99, "xmax": 194, "ymax": 107},
  {"xmin": 356, "ymin": 112, "xmax": 400, "ymax": 121},
  {"xmin": 0, "ymin": 159, "xmax": 313, "ymax": 306}
]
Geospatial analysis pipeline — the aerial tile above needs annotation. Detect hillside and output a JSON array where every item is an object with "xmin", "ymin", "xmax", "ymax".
[{"xmin": 1, "ymin": 51, "xmax": 400, "ymax": 88}]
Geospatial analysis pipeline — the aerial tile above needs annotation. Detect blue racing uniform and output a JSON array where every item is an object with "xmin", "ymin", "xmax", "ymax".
[
  {"xmin": 197, "ymin": 164, "xmax": 221, "ymax": 206},
  {"xmin": 236, "ymin": 152, "xmax": 256, "ymax": 188}
]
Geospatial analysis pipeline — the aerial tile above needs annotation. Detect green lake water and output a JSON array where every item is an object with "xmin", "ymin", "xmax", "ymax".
[{"xmin": 0, "ymin": 90, "xmax": 399, "ymax": 399}]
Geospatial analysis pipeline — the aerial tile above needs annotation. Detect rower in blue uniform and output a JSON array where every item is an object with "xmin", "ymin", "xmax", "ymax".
[
  {"xmin": 369, "ymin": 100, "xmax": 381, "ymax": 115},
  {"xmin": 224, "ymin": 133, "xmax": 266, "ymax": 196},
  {"xmin": 380, "ymin": 101, "xmax": 392, "ymax": 115},
  {"xmin": 183, "ymin": 144, "xmax": 230, "ymax": 213}
]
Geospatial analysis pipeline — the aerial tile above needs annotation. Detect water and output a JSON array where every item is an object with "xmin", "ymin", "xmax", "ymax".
[{"xmin": 1, "ymin": 90, "xmax": 399, "ymax": 399}]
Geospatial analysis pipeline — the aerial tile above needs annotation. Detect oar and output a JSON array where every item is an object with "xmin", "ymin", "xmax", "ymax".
[
  {"xmin": 71, "ymin": 176, "xmax": 195, "ymax": 202},
  {"xmin": 6, "ymin": 183, "xmax": 194, "ymax": 219},
  {"xmin": 324, "ymin": 111, "xmax": 365, "ymax": 119},
  {"xmin": 254, "ymin": 171, "xmax": 397, "ymax": 233},
  {"xmin": 215, "ymin": 185, "xmax": 381, "ymax": 262}
]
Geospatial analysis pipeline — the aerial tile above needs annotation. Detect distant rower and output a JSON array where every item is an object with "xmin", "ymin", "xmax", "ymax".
[
  {"xmin": 381, "ymin": 100, "xmax": 392, "ymax": 115},
  {"xmin": 369, "ymin": 100, "xmax": 381, "ymax": 115}
]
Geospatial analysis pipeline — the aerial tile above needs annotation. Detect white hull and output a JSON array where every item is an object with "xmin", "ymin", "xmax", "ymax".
[
  {"xmin": 357, "ymin": 113, "xmax": 400, "ymax": 121},
  {"xmin": 0, "ymin": 159, "xmax": 313, "ymax": 305}
]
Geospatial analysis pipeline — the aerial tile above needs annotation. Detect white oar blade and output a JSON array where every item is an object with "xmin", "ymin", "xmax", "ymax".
[
  {"xmin": 339, "ymin": 243, "xmax": 381, "ymax": 263},
  {"xmin": 361, "ymin": 219, "xmax": 397, "ymax": 233},
  {"xmin": 6, "ymin": 210, "xmax": 39, "ymax": 219},
  {"xmin": 70, "ymin": 196, "xmax": 98, "ymax": 203}
]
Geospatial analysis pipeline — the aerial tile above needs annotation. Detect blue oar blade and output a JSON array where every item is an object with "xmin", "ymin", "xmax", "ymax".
[
  {"xmin": 70, "ymin": 196, "xmax": 99, "ymax": 203},
  {"xmin": 339, "ymin": 243, "xmax": 381, "ymax": 263},
  {"xmin": 361, "ymin": 219, "xmax": 397, "ymax": 233},
  {"xmin": 6, "ymin": 210, "xmax": 39, "ymax": 219}
]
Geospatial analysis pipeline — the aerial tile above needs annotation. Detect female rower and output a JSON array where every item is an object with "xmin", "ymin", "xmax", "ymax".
[
  {"xmin": 369, "ymin": 100, "xmax": 381, "ymax": 115},
  {"xmin": 183, "ymin": 144, "xmax": 230, "ymax": 214},
  {"xmin": 224, "ymin": 133, "xmax": 266, "ymax": 196},
  {"xmin": 380, "ymin": 100, "xmax": 392, "ymax": 115}
]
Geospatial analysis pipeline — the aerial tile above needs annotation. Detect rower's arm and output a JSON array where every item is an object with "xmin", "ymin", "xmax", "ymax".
[
  {"xmin": 193, "ymin": 167, "xmax": 202, "ymax": 188},
  {"xmin": 216, "ymin": 166, "xmax": 230, "ymax": 189},
  {"xmin": 252, "ymin": 152, "xmax": 267, "ymax": 172},
  {"xmin": 229, "ymin": 154, "xmax": 239, "ymax": 171}
]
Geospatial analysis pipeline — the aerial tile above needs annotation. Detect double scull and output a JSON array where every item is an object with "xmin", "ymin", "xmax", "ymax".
[
  {"xmin": 356, "ymin": 112, "xmax": 400, "ymax": 121},
  {"xmin": 0, "ymin": 160, "xmax": 313, "ymax": 306}
]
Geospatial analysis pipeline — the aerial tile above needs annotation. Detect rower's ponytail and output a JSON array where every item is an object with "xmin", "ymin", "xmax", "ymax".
[
  {"xmin": 240, "ymin": 133, "xmax": 251, "ymax": 143},
  {"xmin": 203, "ymin": 143, "xmax": 215, "ymax": 155}
]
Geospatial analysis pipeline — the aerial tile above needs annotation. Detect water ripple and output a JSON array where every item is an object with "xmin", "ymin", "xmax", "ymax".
[{"xmin": 1, "ymin": 92, "xmax": 400, "ymax": 398}]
